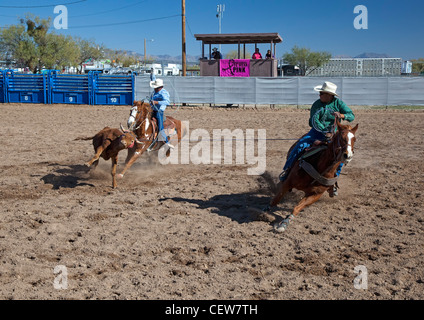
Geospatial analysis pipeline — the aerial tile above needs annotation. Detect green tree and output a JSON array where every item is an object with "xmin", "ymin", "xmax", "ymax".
[
  {"xmin": 411, "ymin": 58, "xmax": 424, "ymax": 73},
  {"xmin": 225, "ymin": 49, "xmax": 251, "ymax": 59},
  {"xmin": 282, "ymin": 45, "xmax": 331, "ymax": 76},
  {"xmin": 75, "ymin": 37, "xmax": 105, "ymax": 73},
  {"xmin": 0, "ymin": 16, "xmax": 89, "ymax": 73},
  {"xmin": 41, "ymin": 34, "xmax": 80, "ymax": 71}
]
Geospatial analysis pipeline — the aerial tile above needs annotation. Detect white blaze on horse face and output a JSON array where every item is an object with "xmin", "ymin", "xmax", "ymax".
[
  {"xmin": 345, "ymin": 132, "xmax": 355, "ymax": 162},
  {"xmin": 128, "ymin": 107, "xmax": 138, "ymax": 128}
]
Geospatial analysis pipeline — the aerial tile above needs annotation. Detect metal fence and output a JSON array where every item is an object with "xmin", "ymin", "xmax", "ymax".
[
  {"xmin": 0, "ymin": 71, "xmax": 5, "ymax": 103},
  {"xmin": 1, "ymin": 72, "xmax": 422, "ymax": 106},
  {"xmin": 0, "ymin": 70, "xmax": 135, "ymax": 105},
  {"xmin": 135, "ymin": 76, "xmax": 424, "ymax": 106}
]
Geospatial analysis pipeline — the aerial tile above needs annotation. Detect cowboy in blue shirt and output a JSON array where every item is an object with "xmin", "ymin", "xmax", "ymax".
[{"xmin": 150, "ymin": 73, "xmax": 173, "ymax": 149}]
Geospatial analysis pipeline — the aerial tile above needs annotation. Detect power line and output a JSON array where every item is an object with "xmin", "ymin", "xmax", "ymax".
[
  {"xmin": 70, "ymin": 14, "xmax": 180, "ymax": 29},
  {"xmin": 0, "ymin": 0, "xmax": 87, "ymax": 8},
  {"xmin": 69, "ymin": 0, "xmax": 147, "ymax": 18}
]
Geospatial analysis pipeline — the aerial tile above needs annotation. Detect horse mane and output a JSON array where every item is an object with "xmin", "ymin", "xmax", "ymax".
[{"xmin": 134, "ymin": 100, "xmax": 153, "ymax": 123}]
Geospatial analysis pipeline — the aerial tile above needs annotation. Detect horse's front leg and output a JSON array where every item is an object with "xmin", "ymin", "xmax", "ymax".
[
  {"xmin": 117, "ymin": 147, "xmax": 145, "ymax": 178},
  {"xmin": 269, "ymin": 180, "xmax": 291, "ymax": 207},
  {"xmin": 274, "ymin": 192, "xmax": 323, "ymax": 232}
]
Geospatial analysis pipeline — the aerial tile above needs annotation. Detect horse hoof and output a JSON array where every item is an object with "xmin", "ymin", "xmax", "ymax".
[
  {"xmin": 273, "ymin": 214, "xmax": 294, "ymax": 232},
  {"xmin": 274, "ymin": 222, "xmax": 288, "ymax": 232},
  {"xmin": 117, "ymin": 174, "xmax": 124, "ymax": 179}
]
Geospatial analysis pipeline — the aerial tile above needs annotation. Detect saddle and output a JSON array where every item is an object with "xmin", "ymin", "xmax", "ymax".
[
  {"xmin": 286, "ymin": 135, "xmax": 328, "ymax": 162},
  {"xmin": 285, "ymin": 139, "xmax": 337, "ymax": 187},
  {"xmin": 146, "ymin": 116, "xmax": 178, "ymax": 152}
]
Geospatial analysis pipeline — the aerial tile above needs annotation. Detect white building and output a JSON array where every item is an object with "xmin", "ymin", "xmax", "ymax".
[
  {"xmin": 309, "ymin": 58, "xmax": 402, "ymax": 76},
  {"xmin": 401, "ymin": 61, "xmax": 412, "ymax": 74},
  {"xmin": 163, "ymin": 63, "xmax": 181, "ymax": 76},
  {"xmin": 142, "ymin": 63, "xmax": 182, "ymax": 76}
]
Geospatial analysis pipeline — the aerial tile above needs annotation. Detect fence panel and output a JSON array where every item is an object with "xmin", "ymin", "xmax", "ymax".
[
  {"xmin": 387, "ymin": 77, "xmax": 424, "ymax": 106},
  {"xmin": 0, "ymin": 71, "xmax": 5, "ymax": 103},
  {"xmin": 92, "ymin": 73, "xmax": 135, "ymax": 105},
  {"xmin": 49, "ymin": 72, "xmax": 91, "ymax": 104},
  {"xmin": 4, "ymin": 71, "xmax": 47, "ymax": 103},
  {"xmin": 134, "ymin": 76, "xmax": 424, "ymax": 106}
]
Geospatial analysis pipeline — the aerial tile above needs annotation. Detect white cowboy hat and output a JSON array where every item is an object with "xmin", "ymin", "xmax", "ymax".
[
  {"xmin": 150, "ymin": 78, "xmax": 164, "ymax": 89},
  {"xmin": 314, "ymin": 81, "xmax": 338, "ymax": 96}
]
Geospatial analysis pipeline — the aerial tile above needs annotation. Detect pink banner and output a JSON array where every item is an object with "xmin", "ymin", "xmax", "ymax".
[{"xmin": 220, "ymin": 59, "xmax": 250, "ymax": 77}]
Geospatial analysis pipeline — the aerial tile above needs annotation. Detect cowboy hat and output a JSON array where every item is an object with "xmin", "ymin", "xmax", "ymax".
[
  {"xmin": 314, "ymin": 81, "xmax": 338, "ymax": 96},
  {"xmin": 150, "ymin": 78, "xmax": 164, "ymax": 89}
]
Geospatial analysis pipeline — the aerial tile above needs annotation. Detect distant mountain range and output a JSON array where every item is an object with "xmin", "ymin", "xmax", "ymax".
[
  {"xmin": 334, "ymin": 52, "xmax": 392, "ymax": 59},
  {"xmin": 154, "ymin": 52, "xmax": 394, "ymax": 62},
  {"xmin": 123, "ymin": 50, "xmax": 394, "ymax": 64},
  {"xmin": 121, "ymin": 50, "xmax": 201, "ymax": 65}
]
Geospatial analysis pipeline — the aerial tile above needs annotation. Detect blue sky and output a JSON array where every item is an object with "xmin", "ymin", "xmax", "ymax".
[{"xmin": 0, "ymin": 0, "xmax": 423, "ymax": 60}]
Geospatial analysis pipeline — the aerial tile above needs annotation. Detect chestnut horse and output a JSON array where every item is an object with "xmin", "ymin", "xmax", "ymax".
[
  {"xmin": 259, "ymin": 120, "xmax": 358, "ymax": 232},
  {"xmin": 117, "ymin": 100, "xmax": 187, "ymax": 178}
]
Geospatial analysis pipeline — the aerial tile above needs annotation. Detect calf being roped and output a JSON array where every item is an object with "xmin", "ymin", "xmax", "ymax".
[{"xmin": 75, "ymin": 126, "xmax": 137, "ymax": 188}]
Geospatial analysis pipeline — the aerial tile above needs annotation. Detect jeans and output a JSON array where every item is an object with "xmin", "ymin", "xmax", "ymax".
[
  {"xmin": 153, "ymin": 110, "xmax": 169, "ymax": 143},
  {"xmin": 282, "ymin": 128, "xmax": 343, "ymax": 178}
]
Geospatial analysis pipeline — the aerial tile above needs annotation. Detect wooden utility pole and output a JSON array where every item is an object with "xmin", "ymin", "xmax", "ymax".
[
  {"xmin": 182, "ymin": 0, "xmax": 187, "ymax": 76},
  {"xmin": 144, "ymin": 38, "xmax": 146, "ymax": 62}
]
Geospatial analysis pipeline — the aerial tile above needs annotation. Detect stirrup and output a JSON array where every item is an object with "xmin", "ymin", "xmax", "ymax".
[
  {"xmin": 147, "ymin": 137, "xmax": 158, "ymax": 152},
  {"xmin": 279, "ymin": 169, "xmax": 289, "ymax": 182},
  {"xmin": 165, "ymin": 142, "xmax": 175, "ymax": 149}
]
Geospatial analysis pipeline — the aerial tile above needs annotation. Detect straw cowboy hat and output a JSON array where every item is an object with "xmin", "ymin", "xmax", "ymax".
[
  {"xmin": 314, "ymin": 81, "xmax": 338, "ymax": 96},
  {"xmin": 150, "ymin": 78, "xmax": 164, "ymax": 89}
]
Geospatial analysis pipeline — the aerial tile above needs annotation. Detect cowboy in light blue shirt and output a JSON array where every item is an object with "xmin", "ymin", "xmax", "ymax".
[{"xmin": 150, "ymin": 73, "xmax": 173, "ymax": 148}]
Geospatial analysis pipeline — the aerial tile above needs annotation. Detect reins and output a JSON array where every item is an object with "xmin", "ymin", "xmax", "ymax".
[{"xmin": 131, "ymin": 104, "xmax": 156, "ymax": 147}]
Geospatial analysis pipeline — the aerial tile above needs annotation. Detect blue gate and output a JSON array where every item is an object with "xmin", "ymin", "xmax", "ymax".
[
  {"xmin": 48, "ymin": 71, "xmax": 91, "ymax": 105},
  {"xmin": 92, "ymin": 72, "xmax": 135, "ymax": 105},
  {"xmin": 0, "ymin": 70, "xmax": 135, "ymax": 105},
  {"xmin": 4, "ymin": 70, "xmax": 47, "ymax": 103},
  {"xmin": 0, "ymin": 71, "xmax": 5, "ymax": 103}
]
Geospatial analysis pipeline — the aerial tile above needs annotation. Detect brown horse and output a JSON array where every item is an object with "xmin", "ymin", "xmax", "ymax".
[
  {"xmin": 259, "ymin": 120, "xmax": 358, "ymax": 232},
  {"xmin": 117, "ymin": 100, "xmax": 187, "ymax": 178}
]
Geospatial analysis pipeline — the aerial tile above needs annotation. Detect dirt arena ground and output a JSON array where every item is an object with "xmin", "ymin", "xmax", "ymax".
[{"xmin": 0, "ymin": 102, "xmax": 423, "ymax": 300}]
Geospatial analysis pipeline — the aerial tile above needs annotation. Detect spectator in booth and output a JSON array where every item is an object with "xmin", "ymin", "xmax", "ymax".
[
  {"xmin": 212, "ymin": 47, "xmax": 223, "ymax": 60},
  {"xmin": 252, "ymin": 48, "xmax": 262, "ymax": 59},
  {"xmin": 265, "ymin": 50, "xmax": 274, "ymax": 59}
]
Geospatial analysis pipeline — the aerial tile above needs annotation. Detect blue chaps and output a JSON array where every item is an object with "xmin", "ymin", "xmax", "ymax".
[{"xmin": 284, "ymin": 128, "xmax": 343, "ymax": 177}]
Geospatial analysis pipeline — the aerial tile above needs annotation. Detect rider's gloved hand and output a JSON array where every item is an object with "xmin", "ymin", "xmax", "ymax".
[
  {"xmin": 332, "ymin": 112, "xmax": 344, "ymax": 119},
  {"xmin": 150, "ymin": 100, "xmax": 159, "ymax": 111}
]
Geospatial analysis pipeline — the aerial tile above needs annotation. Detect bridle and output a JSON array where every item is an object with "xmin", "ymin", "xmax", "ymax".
[
  {"xmin": 128, "ymin": 103, "xmax": 155, "ymax": 147},
  {"xmin": 331, "ymin": 126, "xmax": 355, "ymax": 164}
]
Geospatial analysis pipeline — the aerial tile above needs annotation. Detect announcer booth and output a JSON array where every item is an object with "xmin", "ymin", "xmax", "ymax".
[{"xmin": 194, "ymin": 33, "xmax": 283, "ymax": 77}]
